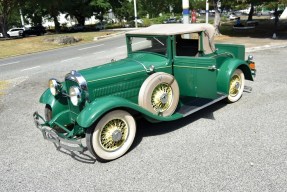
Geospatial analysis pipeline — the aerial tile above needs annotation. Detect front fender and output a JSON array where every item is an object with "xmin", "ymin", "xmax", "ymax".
[
  {"xmin": 39, "ymin": 89, "xmax": 69, "ymax": 117},
  {"xmin": 77, "ymin": 96, "xmax": 182, "ymax": 128},
  {"xmin": 217, "ymin": 58, "xmax": 253, "ymax": 94}
]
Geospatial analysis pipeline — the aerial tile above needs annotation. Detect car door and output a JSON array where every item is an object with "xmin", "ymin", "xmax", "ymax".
[{"xmin": 173, "ymin": 33, "xmax": 217, "ymax": 99}]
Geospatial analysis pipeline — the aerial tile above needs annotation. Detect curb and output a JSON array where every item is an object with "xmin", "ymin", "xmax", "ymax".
[
  {"xmin": 246, "ymin": 43, "xmax": 287, "ymax": 53},
  {"xmin": 93, "ymin": 28, "xmax": 139, "ymax": 41},
  {"xmin": 93, "ymin": 31, "xmax": 126, "ymax": 41}
]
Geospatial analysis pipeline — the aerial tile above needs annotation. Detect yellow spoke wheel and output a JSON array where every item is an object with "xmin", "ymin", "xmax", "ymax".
[
  {"xmin": 227, "ymin": 69, "xmax": 245, "ymax": 103},
  {"xmin": 86, "ymin": 110, "xmax": 136, "ymax": 162},
  {"xmin": 139, "ymin": 72, "xmax": 179, "ymax": 117},
  {"xmin": 99, "ymin": 119, "xmax": 128, "ymax": 151},
  {"xmin": 151, "ymin": 83, "xmax": 173, "ymax": 113}
]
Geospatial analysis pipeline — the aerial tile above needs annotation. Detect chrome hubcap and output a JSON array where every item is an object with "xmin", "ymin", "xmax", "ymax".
[
  {"xmin": 100, "ymin": 119, "xmax": 128, "ymax": 151},
  {"xmin": 160, "ymin": 93, "xmax": 168, "ymax": 104},
  {"xmin": 112, "ymin": 130, "xmax": 123, "ymax": 142},
  {"xmin": 151, "ymin": 83, "xmax": 173, "ymax": 113},
  {"xmin": 229, "ymin": 75, "xmax": 241, "ymax": 97}
]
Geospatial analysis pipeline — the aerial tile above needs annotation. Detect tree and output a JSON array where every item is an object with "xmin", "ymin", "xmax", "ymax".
[
  {"xmin": 90, "ymin": 0, "xmax": 110, "ymax": 21},
  {"xmin": 42, "ymin": 0, "xmax": 67, "ymax": 33},
  {"xmin": 112, "ymin": 1, "xmax": 133, "ymax": 22},
  {"xmin": 0, "ymin": 0, "xmax": 20, "ymax": 37},
  {"xmin": 140, "ymin": 0, "xmax": 170, "ymax": 18},
  {"xmin": 21, "ymin": 0, "xmax": 44, "ymax": 26},
  {"xmin": 212, "ymin": 0, "xmax": 221, "ymax": 35}
]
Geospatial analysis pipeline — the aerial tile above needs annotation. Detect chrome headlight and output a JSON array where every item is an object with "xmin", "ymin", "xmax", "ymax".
[
  {"xmin": 49, "ymin": 79, "xmax": 60, "ymax": 96},
  {"xmin": 69, "ymin": 86, "xmax": 81, "ymax": 106}
]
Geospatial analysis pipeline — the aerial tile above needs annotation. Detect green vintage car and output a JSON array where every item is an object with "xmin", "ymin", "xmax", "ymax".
[{"xmin": 33, "ymin": 23, "xmax": 256, "ymax": 162}]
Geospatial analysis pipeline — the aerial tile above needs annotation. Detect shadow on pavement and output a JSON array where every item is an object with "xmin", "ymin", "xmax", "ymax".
[{"xmin": 131, "ymin": 101, "xmax": 227, "ymax": 151}]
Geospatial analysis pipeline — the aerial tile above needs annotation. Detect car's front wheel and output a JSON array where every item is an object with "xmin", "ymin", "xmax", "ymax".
[
  {"xmin": 86, "ymin": 110, "xmax": 136, "ymax": 162},
  {"xmin": 227, "ymin": 69, "xmax": 245, "ymax": 103}
]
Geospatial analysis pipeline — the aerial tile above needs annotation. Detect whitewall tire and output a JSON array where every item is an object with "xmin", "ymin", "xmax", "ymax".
[
  {"xmin": 86, "ymin": 110, "xmax": 136, "ymax": 162},
  {"xmin": 227, "ymin": 69, "xmax": 245, "ymax": 103},
  {"xmin": 138, "ymin": 72, "xmax": 179, "ymax": 116}
]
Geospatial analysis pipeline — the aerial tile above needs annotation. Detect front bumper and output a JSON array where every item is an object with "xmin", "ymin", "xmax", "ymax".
[{"xmin": 33, "ymin": 111, "xmax": 85, "ymax": 152}]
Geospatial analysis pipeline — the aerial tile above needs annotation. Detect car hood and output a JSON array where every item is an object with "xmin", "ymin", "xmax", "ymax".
[{"xmin": 79, "ymin": 53, "xmax": 168, "ymax": 83}]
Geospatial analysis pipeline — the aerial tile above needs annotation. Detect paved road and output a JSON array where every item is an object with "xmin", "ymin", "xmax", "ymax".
[
  {"xmin": 0, "ymin": 34, "xmax": 127, "ymax": 80},
  {"xmin": 0, "ymin": 38, "xmax": 287, "ymax": 191}
]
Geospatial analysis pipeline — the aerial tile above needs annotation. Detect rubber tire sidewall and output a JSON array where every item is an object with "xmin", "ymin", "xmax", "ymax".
[
  {"xmin": 86, "ymin": 110, "xmax": 136, "ymax": 162},
  {"xmin": 227, "ymin": 69, "xmax": 245, "ymax": 103},
  {"xmin": 138, "ymin": 72, "xmax": 179, "ymax": 116}
]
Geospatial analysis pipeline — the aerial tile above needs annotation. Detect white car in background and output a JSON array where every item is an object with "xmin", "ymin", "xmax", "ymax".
[
  {"xmin": 0, "ymin": 33, "xmax": 3, "ymax": 38},
  {"xmin": 7, "ymin": 28, "xmax": 24, "ymax": 37}
]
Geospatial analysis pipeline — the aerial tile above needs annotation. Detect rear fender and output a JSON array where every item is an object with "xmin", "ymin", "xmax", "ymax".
[
  {"xmin": 39, "ymin": 89, "xmax": 69, "ymax": 117},
  {"xmin": 217, "ymin": 58, "xmax": 253, "ymax": 94},
  {"xmin": 76, "ymin": 96, "xmax": 182, "ymax": 128}
]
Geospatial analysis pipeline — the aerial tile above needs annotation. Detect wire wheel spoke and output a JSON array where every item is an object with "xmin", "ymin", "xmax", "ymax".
[
  {"xmin": 229, "ymin": 75, "xmax": 241, "ymax": 97},
  {"xmin": 151, "ymin": 83, "xmax": 173, "ymax": 112},
  {"xmin": 100, "ymin": 119, "xmax": 128, "ymax": 151}
]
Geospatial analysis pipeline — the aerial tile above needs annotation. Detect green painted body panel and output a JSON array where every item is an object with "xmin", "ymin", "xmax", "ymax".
[
  {"xmin": 216, "ymin": 58, "xmax": 253, "ymax": 94},
  {"xmin": 39, "ymin": 89, "xmax": 69, "ymax": 118},
  {"xmin": 77, "ymin": 96, "xmax": 183, "ymax": 128},
  {"xmin": 79, "ymin": 53, "xmax": 170, "ymax": 104},
  {"xmin": 215, "ymin": 43, "xmax": 245, "ymax": 60},
  {"xmin": 174, "ymin": 56, "xmax": 217, "ymax": 99},
  {"xmin": 48, "ymin": 110, "xmax": 70, "ymax": 127}
]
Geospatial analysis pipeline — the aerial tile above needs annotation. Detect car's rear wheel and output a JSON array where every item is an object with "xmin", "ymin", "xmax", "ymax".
[
  {"xmin": 138, "ymin": 72, "xmax": 179, "ymax": 116},
  {"xmin": 227, "ymin": 69, "xmax": 245, "ymax": 103},
  {"xmin": 86, "ymin": 110, "xmax": 136, "ymax": 162}
]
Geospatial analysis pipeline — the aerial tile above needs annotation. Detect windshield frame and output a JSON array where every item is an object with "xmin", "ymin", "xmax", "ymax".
[{"xmin": 126, "ymin": 34, "xmax": 172, "ymax": 59}]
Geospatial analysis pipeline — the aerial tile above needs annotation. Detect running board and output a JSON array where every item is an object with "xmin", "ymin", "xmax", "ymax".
[{"xmin": 178, "ymin": 94, "xmax": 227, "ymax": 117}]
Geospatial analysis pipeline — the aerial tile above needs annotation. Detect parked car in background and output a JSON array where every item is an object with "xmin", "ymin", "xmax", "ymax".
[
  {"xmin": 34, "ymin": 23, "xmax": 256, "ymax": 162},
  {"xmin": 95, "ymin": 22, "xmax": 105, "ymax": 31},
  {"xmin": 23, "ymin": 26, "xmax": 46, "ymax": 36},
  {"xmin": 163, "ymin": 18, "xmax": 181, "ymax": 24},
  {"xmin": 7, "ymin": 28, "xmax": 24, "ymax": 37},
  {"xmin": 69, "ymin": 24, "xmax": 86, "ymax": 32},
  {"xmin": 0, "ymin": 33, "xmax": 3, "ymax": 38}
]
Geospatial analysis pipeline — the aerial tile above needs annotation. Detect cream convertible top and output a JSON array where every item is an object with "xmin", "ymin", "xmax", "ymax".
[{"xmin": 126, "ymin": 23, "xmax": 216, "ymax": 54}]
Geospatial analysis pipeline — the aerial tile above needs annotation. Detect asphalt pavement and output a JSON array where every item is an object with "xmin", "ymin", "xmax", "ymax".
[{"xmin": 1, "ymin": 30, "xmax": 287, "ymax": 191}]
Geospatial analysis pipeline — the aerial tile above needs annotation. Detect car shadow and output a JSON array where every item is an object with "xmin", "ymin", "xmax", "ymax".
[
  {"xmin": 130, "ymin": 101, "xmax": 227, "ymax": 151},
  {"xmin": 53, "ymin": 143, "xmax": 97, "ymax": 164},
  {"xmin": 54, "ymin": 101, "xmax": 227, "ymax": 164}
]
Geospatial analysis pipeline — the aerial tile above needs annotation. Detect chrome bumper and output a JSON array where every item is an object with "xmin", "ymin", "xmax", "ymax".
[{"xmin": 33, "ymin": 111, "xmax": 85, "ymax": 152}]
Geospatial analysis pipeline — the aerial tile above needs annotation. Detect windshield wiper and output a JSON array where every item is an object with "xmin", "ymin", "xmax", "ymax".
[{"xmin": 153, "ymin": 37, "xmax": 165, "ymax": 46}]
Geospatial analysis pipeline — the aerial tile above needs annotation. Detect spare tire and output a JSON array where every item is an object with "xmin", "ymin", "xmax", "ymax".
[{"xmin": 138, "ymin": 72, "xmax": 179, "ymax": 116}]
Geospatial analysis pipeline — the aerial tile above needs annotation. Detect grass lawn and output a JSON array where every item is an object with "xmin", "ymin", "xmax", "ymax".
[{"xmin": 0, "ymin": 31, "xmax": 115, "ymax": 59}]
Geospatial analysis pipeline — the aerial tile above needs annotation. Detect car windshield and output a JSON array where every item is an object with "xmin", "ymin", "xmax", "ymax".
[{"xmin": 129, "ymin": 36, "xmax": 168, "ymax": 56}]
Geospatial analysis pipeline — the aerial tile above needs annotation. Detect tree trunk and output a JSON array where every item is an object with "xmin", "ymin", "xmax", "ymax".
[
  {"xmin": 213, "ymin": 0, "xmax": 221, "ymax": 35},
  {"xmin": 274, "ymin": 6, "xmax": 279, "ymax": 36},
  {"xmin": 0, "ymin": 15, "xmax": 9, "ymax": 38},
  {"xmin": 52, "ymin": 15, "xmax": 60, "ymax": 33},
  {"xmin": 75, "ymin": 15, "xmax": 86, "ymax": 26},
  {"xmin": 248, "ymin": 3, "xmax": 254, "ymax": 21}
]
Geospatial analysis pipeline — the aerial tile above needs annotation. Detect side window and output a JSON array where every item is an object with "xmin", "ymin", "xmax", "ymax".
[{"xmin": 175, "ymin": 33, "xmax": 200, "ymax": 57}]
